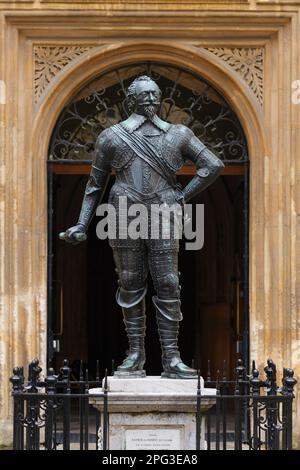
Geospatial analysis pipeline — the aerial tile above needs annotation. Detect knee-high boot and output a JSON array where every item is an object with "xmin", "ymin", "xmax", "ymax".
[
  {"xmin": 153, "ymin": 296, "xmax": 197, "ymax": 379},
  {"xmin": 116, "ymin": 285, "xmax": 147, "ymax": 377}
]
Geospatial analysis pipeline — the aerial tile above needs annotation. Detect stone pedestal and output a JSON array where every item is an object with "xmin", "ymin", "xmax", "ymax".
[{"xmin": 90, "ymin": 376, "xmax": 216, "ymax": 450}]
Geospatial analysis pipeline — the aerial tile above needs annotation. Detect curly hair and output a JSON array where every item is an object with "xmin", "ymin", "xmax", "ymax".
[{"xmin": 126, "ymin": 75, "xmax": 161, "ymax": 113}]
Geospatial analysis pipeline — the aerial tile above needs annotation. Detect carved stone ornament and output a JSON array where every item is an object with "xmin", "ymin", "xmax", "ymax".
[
  {"xmin": 34, "ymin": 45, "xmax": 95, "ymax": 103},
  {"xmin": 205, "ymin": 47, "xmax": 264, "ymax": 105}
]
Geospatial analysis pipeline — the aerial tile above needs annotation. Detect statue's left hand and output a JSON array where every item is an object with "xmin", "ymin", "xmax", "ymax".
[{"xmin": 59, "ymin": 224, "xmax": 87, "ymax": 245}]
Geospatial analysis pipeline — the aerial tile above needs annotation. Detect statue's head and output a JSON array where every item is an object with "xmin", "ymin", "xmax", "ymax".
[{"xmin": 127, "ymin": 75, "xmax": 161, "ymax": 118}]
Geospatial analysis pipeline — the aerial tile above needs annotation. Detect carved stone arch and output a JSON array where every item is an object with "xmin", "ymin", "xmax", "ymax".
[
  {"xmin": 33, "ymin": 43, "xmax": 267, "ymax": 164},
  {"xmin": 32, "ymin": 43, "xmax": 268, "ymax": 373}
]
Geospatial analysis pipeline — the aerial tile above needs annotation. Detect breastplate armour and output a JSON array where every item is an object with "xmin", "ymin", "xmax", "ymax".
[{"xmin": 110, "ymin": 121, "xmax": 185, "ymax": 194}]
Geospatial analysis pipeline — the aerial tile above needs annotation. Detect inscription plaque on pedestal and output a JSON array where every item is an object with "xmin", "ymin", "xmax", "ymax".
[{"xmin": 125, "ymin": 429, "xmax": 181, "ymax": 450}]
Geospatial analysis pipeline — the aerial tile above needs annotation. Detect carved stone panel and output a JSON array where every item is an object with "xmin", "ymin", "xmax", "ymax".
[
  {"xmin": 205, "ymin": 47, "xmax": 264, "ymax": 105},
  {"xmin": 34, "ymin": 45, "xmax": 95, "ymax": 103}
]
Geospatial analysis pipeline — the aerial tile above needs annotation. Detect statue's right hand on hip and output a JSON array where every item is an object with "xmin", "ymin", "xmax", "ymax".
[{"xmin": 59, "ymin": 224, "xmax": 87, "ymax": 244}]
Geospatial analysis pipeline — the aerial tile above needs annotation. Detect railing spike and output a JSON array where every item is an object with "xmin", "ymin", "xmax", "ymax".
[
  {"xmin": 79, "ymin": 360, "xmax": 83, "ymax": 381},
  {"xmin": 111, "ymin": 359, "xmax": 115, "ymax": 376},
  {"xmin": 207, "ymin": 359, "xmax": 211, "ymax": 382},
  {"xmin": 104, "ymin": 368, "xmax": 108, "ymax": 392},
  {"xmin": 96, "ymin": 360, "xmax": 100, "ymax": 382},
  {"xmin": 222, "ymin": 360, "xmax": 227, "ymax": 382},
  {"xmin": 85, "ymin": 369, "xmax": 89, "ymax": 391}
]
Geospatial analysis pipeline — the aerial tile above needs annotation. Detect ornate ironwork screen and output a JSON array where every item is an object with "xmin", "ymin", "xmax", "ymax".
[{"xmin": 49, "ymin": 62, "xmax": 248, "ymax": 163}]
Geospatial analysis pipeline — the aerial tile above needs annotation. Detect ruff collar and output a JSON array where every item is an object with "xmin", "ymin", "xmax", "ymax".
[{"xmin": 121, "ymin": 113, "xmax": 171, "ymax": 133}]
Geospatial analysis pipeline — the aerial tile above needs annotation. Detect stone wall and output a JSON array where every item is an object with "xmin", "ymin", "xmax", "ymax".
[{"xmin": 0, "ymin": 0, "xmax": 299, "ymax": 447}]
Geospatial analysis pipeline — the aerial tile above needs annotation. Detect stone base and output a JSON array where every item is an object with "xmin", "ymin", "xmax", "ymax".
[
  {"xmin": 90, "ymin": 376, "xmax": 216, "ymax": 450},
  {"xmin": 106, "ymin": 412, "xmax": 203, "ymax": 450}
]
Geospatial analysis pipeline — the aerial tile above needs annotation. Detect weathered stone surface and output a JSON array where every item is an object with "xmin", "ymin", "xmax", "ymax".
[
  {"xmin": 0, "ymin": 1, "xmax": 300, "ymax": 448},
  {"xmin": 102, "ymin": 375, "xmax": 205, "ymax": 394}
]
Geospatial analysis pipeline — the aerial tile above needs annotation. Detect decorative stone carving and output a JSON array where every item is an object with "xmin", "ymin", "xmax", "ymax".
[
  {"xmin": 205, "ymin": 47, "xmax": 264, "ymax": 105},
  {"xmin": 34, "ymin": 45, "xmax": 264, "ymax": 106},
  {"xmin": 34, "ymin": 45, "xmax": 95, "ymax": 102}
]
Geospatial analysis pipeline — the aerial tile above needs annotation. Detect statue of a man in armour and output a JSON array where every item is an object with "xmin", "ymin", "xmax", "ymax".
[{"xmin": 60, "ymin": 75, "xmax": 224, "ymax": 379}]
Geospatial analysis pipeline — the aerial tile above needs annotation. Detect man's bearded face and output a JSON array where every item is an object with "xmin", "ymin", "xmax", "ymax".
[{"xmin": 135, "ymin": 81, "xmax": 161, "ymax": 118}]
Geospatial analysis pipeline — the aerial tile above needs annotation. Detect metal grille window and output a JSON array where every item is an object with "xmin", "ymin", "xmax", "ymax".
[{"xmin": 49, "ymin": 62, "xmax": 248, "ymax": 163}]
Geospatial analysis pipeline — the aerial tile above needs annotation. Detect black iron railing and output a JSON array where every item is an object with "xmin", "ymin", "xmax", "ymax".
[
  {"xmin": 10, "ymin": 358, "xmax": 296, "ymax": 450},
  {"xmin": 10, "ymin": 359, "xmax": 107, "ymax": 450},
  {"xmin": 196, "ymin": 359, "xmax": 297, "ymax": 450}
]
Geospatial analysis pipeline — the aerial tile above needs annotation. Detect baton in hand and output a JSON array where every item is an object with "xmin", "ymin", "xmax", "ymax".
[{"xmin": 59, "ymin": 231, "xmax": 87, "ymax": 242}]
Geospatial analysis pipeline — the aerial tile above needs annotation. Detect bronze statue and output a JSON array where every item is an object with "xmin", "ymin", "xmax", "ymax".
[{"xmin": 60, "ymin": 75, "xmax": 224, "ymax": 379}]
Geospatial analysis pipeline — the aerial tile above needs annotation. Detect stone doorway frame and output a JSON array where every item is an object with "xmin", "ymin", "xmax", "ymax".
[{"xmin": 1, "ymin": 11, "xmax": 298, "ymax": 443}]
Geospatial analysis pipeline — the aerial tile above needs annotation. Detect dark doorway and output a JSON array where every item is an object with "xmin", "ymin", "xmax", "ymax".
[{"xmin": 49, "ymin": 170, "xmax": 246, "ymax": 380}]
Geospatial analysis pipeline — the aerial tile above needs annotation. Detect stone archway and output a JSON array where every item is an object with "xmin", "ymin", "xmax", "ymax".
[
  {"xmin": 32, "ymin": 42, "xmax": 266, "ymax": 362},
  {"xmin": 34, "ymin": 43, "xmax": 266, "ymax": 159},
  {"xmin": 30, "ymin": 42, "xmax": 267, "ymax": 373},
  {"xmin": 45, "ymin": 59, "xmax": 250, "ymax": 374}
]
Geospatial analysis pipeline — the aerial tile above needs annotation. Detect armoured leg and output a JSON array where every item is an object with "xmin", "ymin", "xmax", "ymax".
[
  {"xmin": 116, "ymin": 285, "xmax": 147, "ymax": 375},
  {"xmin": 113, "ymin": 247, "xmax": 148, "ymax": 376},
  {"xmin": 149, "ymin": 250, "xmax": 197, "ymax": 379}
]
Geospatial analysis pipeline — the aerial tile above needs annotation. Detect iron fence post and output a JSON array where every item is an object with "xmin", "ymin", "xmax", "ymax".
[
  {"xmin": 264, "ymin": 359, "xmax": 279, "ymax": 450},
  {"xmin": 103, "ymin": 369, "xmax": 108, "ymax": 450},
  {"xmin": 282, "ymin": 368, "xmax": 297, "ymax": 450},
  {"xmin": 60, "ymin": 359, "xmax": 71, "ymax": 450},
  {"xmin": 196, "ymin": 370, "xmax": 201, "ymax": 450},
  {"xmin": 84, "ymin": 369, "xmax": 89, "ymax": 450},
  {"xmin": 234, "ymin": 372, "xmax": 242, "ymax": 450},
  {"xmin": 26, "ymin": 359, "xmax": 42, "ymax": 450},
  {"xmin": 215, "ymin": 371, "xmax": 221, "ymax": 450},
  {"xmin": 249, "ymin": 361, "xmax": 262, "ymax": 450},
  {"xmin": 95, "ymin": 360, "xmax": 101, "ymax": 450},
  {"xmin": 235, "ymin": 358, "xmax": 248, "ymax": 443},
  {"xmin": 221, "ymin": 361, "xmax": 228, "ymax": 450},
  {"xmin": 79, "ymin": 360, "xmax": 84, "ymax": 450},
  {"xmin": 45, "ymin": 368, "xmax": 57, "ymax": 450}
]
